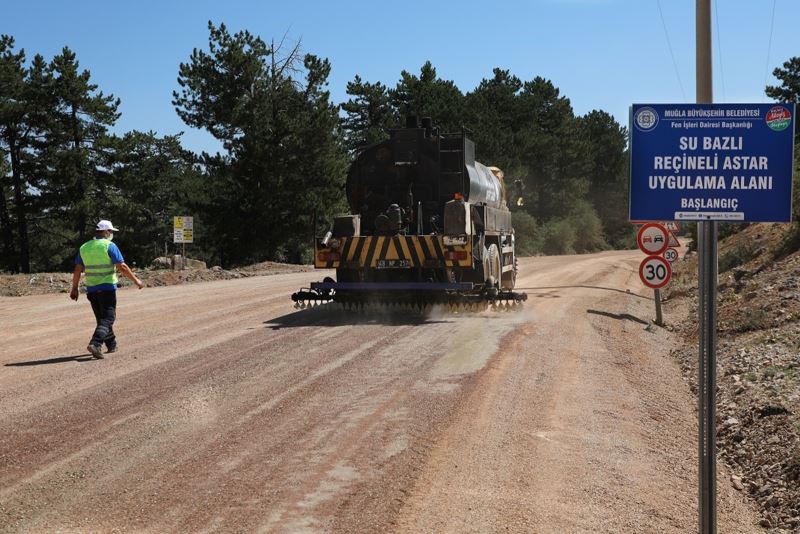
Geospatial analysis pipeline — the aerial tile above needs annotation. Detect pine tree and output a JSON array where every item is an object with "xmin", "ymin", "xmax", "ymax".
[
  {"xmin": 463, "ymin": 68, "xmax": 524, "ymax": 173},
  {"xmin": 341, "ymin": 75, "xmax": 394, "ymax": 153},
  {"xmin": 766, "ymin": 57, "xmax": 800, "ymax": 103},
  {"xmin": 173, "ymin": 22, "xmax": 347, "ymax": 265},
  {"xmin": 108, "ymin": 131, "xmax": 200, "ymax": 265},
  {"xmin": 766, "ymin": 57, "xmax": 800, "ymax": 138},
  {"xmin": 577, "ymin": 110, "xmax": 629, "ymax": 245},
  {"xmin": 0, "ymin": 147, "xmax": 13, "ymax": 270},
  {"xmin": 391, "ymin": 61, "xmax": 464, "ymax": 132},
  {"xmin": 515, "ymin": 76, "xmax": 590, "ymax": 221},
  {"xmin": 0, "ymin": 35, "xmax": 33, "ymax": 272},
  {"xmin": 45, "ymin": 46, "xmax": 120, "ymax": 249}
]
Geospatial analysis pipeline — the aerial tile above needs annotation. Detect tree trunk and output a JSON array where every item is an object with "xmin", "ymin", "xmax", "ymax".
[
  {"xmin": 8, "ymin": 132, "xmax": 30, "ymax": 273},
  {"xmin": 71, "ymin": 103, "xmax": 87, "ymax": 243},
  {"xmin": 0, "ymin": 174, "xmax": 18, "ymax": 272}
]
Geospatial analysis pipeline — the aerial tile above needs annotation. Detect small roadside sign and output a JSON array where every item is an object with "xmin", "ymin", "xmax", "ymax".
[
  {"xmin": 637, "ymin": 223, "xmax": 670, "ymax": 255},
  {"xmin": 639, "ymin": 255, "xmax": 672, "ymax": 289},
  {"xmin": 664, "ymin": 248, "xmax": 679, "ymax": 263},
  {"xmin": 668, "ymin": 232, "xmax": 680, "ymax": 247},
  {"xmin": 173, "ymin": 216, "xmax": 194, "ymax": 244}
]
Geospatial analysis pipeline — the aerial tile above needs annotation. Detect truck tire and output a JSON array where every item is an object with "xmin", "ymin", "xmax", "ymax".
[
  {"xmin": 501, "ymin": 251, "xmax": 516, "ymax": 290},
  {"xmin": 487, "ymin": 244, "xmax": 501, "ymax": 288}
]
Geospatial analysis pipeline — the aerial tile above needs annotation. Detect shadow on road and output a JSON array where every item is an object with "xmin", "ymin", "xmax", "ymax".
[
  {"xmin": 586, "ymin": 309, "xmax": 649, "ymax": 325},
  {"xmin": 518, "ymin": 285, "xmax": 653, "ymax": 300},
  {"xmin": 264, "ymin": 306, "xmax": 456, "ymax": 329},
  {"xmin": 5, "ymin": 354, "xmax": 96, "ymax": 367}
]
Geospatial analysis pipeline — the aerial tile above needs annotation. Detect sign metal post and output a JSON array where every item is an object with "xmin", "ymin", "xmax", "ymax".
[
  {"xmin": 654, "ymin": 288, "xmax": 663, "ymax": 326},
  {"xmin": 696, "ymin": 1, "xmax": 715, "ymax": 531}
]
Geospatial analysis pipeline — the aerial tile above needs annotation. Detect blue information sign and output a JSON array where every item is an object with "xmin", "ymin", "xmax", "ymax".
[{"xmin": 630, "ymin": 103, "xmax": 795, "ymax": 222}]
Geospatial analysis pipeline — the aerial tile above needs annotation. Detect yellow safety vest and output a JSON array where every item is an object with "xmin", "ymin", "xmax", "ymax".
[{"xmin": 79, "ymin": 238, "xmax": 118, "ymax": 287}]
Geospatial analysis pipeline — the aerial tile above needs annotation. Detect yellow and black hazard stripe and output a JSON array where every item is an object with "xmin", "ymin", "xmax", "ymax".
[{"xmin": 315, "ymin": 236, "xmax": 472, "ymax": 269}]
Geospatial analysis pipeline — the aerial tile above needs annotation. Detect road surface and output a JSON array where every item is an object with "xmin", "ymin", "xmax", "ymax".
[{"xmin": 0, "ymin": 251, "xmax": 759, "ymax": 532}]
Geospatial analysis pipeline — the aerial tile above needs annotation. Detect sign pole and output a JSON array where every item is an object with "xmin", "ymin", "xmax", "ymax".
[
  {"xmin": 654, "ymin": 289, "xmax": 663, "ymax": 326},
  {"xmin": 696, "ymin": 1, "xmax": 716, "ymax": 533},
  {"xmin": 698, "ymin": 220, "xmax": 717, "ymax": 534}
]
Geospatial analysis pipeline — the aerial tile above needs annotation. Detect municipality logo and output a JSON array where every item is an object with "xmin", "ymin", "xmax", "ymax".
[
  {"xmin": 766, "ymin": 105, "xmax": 791, "ymax": 132},
  {"xmin": 634, "ymin": 107, "xmax": 659, "ymax": 132}
]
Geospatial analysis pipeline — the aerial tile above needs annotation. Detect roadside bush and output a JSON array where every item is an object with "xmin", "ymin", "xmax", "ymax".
[
  {"xmin": 609, "ymin": 226, "xmax": 637, "ymax": 250},
  {"xmin": 568, "ymin": 201, "xmax": 607, "ymax": 253},
  {"xmin": 718, "ymin": 222, "xmax": 748, "ymax": 240},
  {"xmin": 685, "ymin": 222, "xmax": 749, "ymax": 254},
  {"xmin": 718, "ymin": 243, "xmax": 759, "ymax": 273},
  {"xmin": 685, "ymin": 222, "xmax": 698, "ymax": 252},
  {"xmin": 733, "ymin": 308, "xmax": 772, "ymax": 333},
  {"xmin": 511, "ymin": 211, "xmax": 540, "ymax": 256},
  {"xmin": 541, "ymin": 219, "xmax": 577, "ymax": 255},
  {"xmin": 787, "ymin": 449, "xmax": 800, "ymax": 482},
  {"xmin": 772, "ymin": 161, "xmax": 800, "ymax": 260},
  {"xmin": 772, "ymin": 223, "xmax": 800, "ymax": 260}
]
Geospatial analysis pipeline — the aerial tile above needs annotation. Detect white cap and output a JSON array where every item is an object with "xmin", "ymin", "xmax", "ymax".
[{"xmin": 96, "ymin": 220, "xmax": 119, "ymax": 231}]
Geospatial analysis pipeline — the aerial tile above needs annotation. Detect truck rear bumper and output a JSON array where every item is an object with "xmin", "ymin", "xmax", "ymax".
[{"xmin": 310, "ymin": 282, "xmax": 474, "ymax": 291}]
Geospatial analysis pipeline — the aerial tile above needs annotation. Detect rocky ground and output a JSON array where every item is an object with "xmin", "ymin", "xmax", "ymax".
[
  {"xmin": 667, "ymin": 223, "xmax": 800, "ymax": 532},
  {"xmin": 0, "ymin": 261, "xmax": 313, "ymax": 297}
]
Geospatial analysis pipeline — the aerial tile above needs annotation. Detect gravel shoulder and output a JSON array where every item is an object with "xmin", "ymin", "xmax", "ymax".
[{"xmin": 0, "ymin": 261, "xmax": 313, "ymax": 297}]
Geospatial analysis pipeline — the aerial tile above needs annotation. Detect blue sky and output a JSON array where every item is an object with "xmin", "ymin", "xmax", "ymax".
[{"xmin": 3, "ymin": 0, "xmax": 797, "ymax": 155}]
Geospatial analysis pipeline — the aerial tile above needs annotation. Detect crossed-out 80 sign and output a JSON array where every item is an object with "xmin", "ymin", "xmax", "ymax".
[{"xmin": 639, "ymin": 255, "xmax": 672, "ymax": 289}]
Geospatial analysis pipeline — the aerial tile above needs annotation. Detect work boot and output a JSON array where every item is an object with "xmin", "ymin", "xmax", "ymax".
[
  {"xmin": 106, "ymin": 345, "xmax": 117, "ymax": 354},
  {"xmin": 87, "ymin": 344, "xmax": 104, "ymax": 359}
]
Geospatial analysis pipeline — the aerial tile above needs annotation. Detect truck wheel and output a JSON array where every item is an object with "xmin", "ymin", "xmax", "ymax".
[
  {"xmin": 487, "ymin": 244, "xmax": 501, "ymax": 288},
  {"xmin": 501, "ymin": 252, "xmax": 516, "ymax": 290}
]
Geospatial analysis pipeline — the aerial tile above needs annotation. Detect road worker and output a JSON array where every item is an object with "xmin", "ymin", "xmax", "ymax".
[{"xmin": 69, "ymin": 220, "xmax": 144, "ymax": 359}]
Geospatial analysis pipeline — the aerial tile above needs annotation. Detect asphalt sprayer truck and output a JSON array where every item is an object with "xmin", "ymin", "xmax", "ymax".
[{"xmin": 291, "ymin": 117, "xmax": 527, "ymax": 311}]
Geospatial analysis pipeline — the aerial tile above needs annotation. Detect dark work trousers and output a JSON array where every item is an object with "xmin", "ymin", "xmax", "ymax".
[{"xmin": 87, "ymin": 291, "xmax": 117, "ymax": 349}]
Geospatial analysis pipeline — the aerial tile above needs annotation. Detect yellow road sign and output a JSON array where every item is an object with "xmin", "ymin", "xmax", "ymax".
[{"xmin": 173, "ymin": 216, "xmax": 194, "ymax": 243}]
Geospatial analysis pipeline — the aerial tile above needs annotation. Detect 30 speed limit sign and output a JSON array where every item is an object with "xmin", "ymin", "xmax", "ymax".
[
  {"xmin": 663, "ymin": 248, "xmax": 679, "ymax": 263},
  {"xmin": 639, "ymin": 255, "xmax": 672, "ymax": 289}
]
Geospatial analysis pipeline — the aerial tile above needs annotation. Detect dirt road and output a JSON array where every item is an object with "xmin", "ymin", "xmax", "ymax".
[{"xmin": 0, "ymin": 252, "xmax": 760, "ymax": 533}]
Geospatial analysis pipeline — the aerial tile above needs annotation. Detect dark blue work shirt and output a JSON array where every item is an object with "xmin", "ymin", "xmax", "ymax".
[{"xmin": 75, "ymin": 239, "xmax": 125, "ymax": 293}]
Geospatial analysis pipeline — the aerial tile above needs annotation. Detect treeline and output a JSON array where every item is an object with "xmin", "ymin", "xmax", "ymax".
[
  {"xmin": 1, "ymin": 25, "xmax": 347, "ymax": 272},
  {"xmin": 0, "ymin": 36, "xmax": 200, "ymax": 273},
  {"xmin": 342, "ymin": 64, "xmax": 632, "ymax": 256},
  {"xmin": 2, "ymin": 23, "xmax": 797, "ymax": 273}
]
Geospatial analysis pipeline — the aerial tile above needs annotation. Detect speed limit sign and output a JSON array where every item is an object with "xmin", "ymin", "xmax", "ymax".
[
  {"xmin": 663, "ymin": 248, "xmax": 679, "ymax": 263},
  {"xmin": 639, "ymin": 255, "xmax": 672, "ymax": 289}
]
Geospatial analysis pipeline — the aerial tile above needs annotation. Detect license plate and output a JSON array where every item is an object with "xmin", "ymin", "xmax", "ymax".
[
  {"xmin": 443, "ymin": 235, "xmax": 468, "ymax": 246},
  {"xmin": 376, "ymin": 259, "xmax": 412, "ymax": 269}
]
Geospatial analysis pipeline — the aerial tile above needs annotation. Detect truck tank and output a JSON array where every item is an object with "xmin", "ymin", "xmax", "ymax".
[{"xmin": 345, "ymin": 118, "xmax": 507, "ymax": 235}]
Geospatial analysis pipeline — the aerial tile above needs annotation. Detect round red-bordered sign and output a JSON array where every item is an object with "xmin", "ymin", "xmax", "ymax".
[
  {"xmin": 639, "ymin": 255, "xmax": 672, "ymax": 289},
  {"xmin": 663, "ymin": 248, "xmax": 679, "ymax": 263},
  {"xmin": 637, "ymin": 223, "xmax": 670, "ymax": 255}
]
